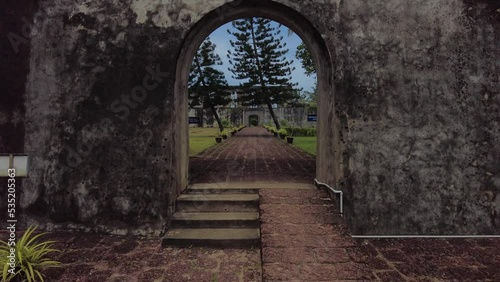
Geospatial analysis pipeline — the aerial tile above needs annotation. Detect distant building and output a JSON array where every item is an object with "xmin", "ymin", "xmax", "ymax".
[
  {"xmin": 189, "ymin": 85, "xmax": 316, "ymax": 127},
  {"xmin": 189, "ymin": 105, "xmax": 316, "ymax": 127}
]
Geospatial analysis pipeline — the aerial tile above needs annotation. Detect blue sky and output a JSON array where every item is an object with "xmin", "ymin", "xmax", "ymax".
[{"xmin": 205, "ymin": 19, "xmax": 317, "ymax": 92}]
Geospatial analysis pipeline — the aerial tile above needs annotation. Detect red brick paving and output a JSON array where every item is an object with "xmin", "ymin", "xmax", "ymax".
[
  {"xmin": 189, "ymin": 127, "xmax": 315, "ymax": 183},
  {"xmin": 259, "ymin": 189, "xmax": 500, "ymax": 281},
  {"xmin": 260, "ymin": 189, "xmax": 375, "ymax": 281},
  {"xmin": 40, "ymin": 232, "xmax": 261, "ymax": 281}
]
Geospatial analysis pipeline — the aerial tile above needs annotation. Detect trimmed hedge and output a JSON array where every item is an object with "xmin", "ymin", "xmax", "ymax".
[
  {"xmin": 263, "ymin": 126, "xmax": 316, "ymax": 137},
  {"xmin": 283, "ymin": 127, "xmax": 316, "ymax": 137}
]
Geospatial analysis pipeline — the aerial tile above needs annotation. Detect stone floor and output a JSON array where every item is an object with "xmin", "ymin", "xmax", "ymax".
[
  {"xmin": 12, "ymin": 127, "xmax": 500, "ymax": 281},
  {"xmin": 38, "ymin": 187, "xmax": 500, "ymax": 281},
  {"xmin": 42, "ymin": 232, "xmax": 261, "ymax": 281}
]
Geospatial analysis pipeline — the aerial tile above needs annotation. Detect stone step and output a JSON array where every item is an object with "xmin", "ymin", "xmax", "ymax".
[
  {"xmin": 189, "ymin": 182, "xmax": 315, "ymax": 189},
  {"xmin": 170, "ymin": 212, "xmax": 260, "ymax": 228},
  {"xmin": 176, "ymin": 194, "xmax": 259, "ymax": 212},
  {"xmin": 162, "ymin": 228, "xmax": 260, "ymax": 248},
  {"xmin": 185, "ymin": 187, "xmax": 259, "ymax": 195}
]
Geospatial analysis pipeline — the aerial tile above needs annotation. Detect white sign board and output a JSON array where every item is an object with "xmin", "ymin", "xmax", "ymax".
[{"xmin": 0, "ymin": 154, "xmax": 29, "ymax": 177}]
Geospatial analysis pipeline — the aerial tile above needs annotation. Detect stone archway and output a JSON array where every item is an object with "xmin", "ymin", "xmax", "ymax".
[
  {"xmin": 244, "ymin": 109, "xmax": 265, "ymax": 127},
  {"xmin": 8, "ymin": 0, "xmax": 496, "ymax": 236},
  {"xmin": 174, "ymin": 0, "xmax": 339, "ymax": 194},
  {"xmin": 248, "ymin": 114, "xmax": 259, "ymax": 127}
]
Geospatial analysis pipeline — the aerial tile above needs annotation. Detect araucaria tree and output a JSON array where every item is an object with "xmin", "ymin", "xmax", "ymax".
[
  {"xmin": 296, "ymin": 42, "xmax": 316, "ymax": 77},
  {"xmin": 189, "ymin": 37, "xmax": 231, "ymax": 132},
  {"xmin": 227, "ymin": 17, "xmax": 299, "ymax": 129}
]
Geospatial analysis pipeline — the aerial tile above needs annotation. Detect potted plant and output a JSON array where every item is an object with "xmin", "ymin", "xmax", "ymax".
[
  {"xmin": 215, "ymin": 132, "xmax": 222, "ymax": 143},
  {"xmin": 286, "ymin": 128, "xmax": 295, "ymax": 144},
  {"xmin": 278, "ymin": 129, "xmax": 288, "ymax": 139},
  {"xmin": 221, "ymin": 130, "xmax": 228, "ymax": 140},
  {"xmin": 230, "ymin": 127, "xmax": 237, "ymax": 136}
]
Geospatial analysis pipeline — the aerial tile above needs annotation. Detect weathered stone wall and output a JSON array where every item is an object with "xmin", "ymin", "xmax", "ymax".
[
  {"xmin": 14, "ymin": 0, "xmax": 195, "ymax": 235},
  {"xmin": 333, "ymin": 0, "xmax": 500, "ymax": 235},
  {"xmin": 1, "ymin": 0, "xmax": 498, "ymax": 235}
]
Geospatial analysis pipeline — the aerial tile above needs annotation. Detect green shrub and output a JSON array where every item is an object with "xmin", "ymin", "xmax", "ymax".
[
  {"xmin": 278, "ymin": 129, "xmax": 288, "ymax": 136},
  {"xmin": 221, "ymin": 119, "xmax": 231, "ymax": 128},
  {"xmin": 249, "ymin": 118, "xmax": 258, "ymax": 126},
  {"xmin": 307, "ymin": 128, "xmax": 317, "ymax": 136},
  {"xmin": 0, "ymin": 226, "xmax": 61, "ymax": 282},
  {"xmin": 281, "ymin": 127, "xmax": 317, "ymax": 137}
]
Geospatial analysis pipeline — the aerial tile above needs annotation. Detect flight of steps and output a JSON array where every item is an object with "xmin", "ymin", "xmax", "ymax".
[{"xmin": 162, "ymin": 186, "xmax": 261, "ymax": 248}]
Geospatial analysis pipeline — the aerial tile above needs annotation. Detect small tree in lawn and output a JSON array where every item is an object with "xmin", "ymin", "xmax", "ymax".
[
  {"xmin": 227, "ymin": 17, "xmax": 300, "ymax": 130},
  {"xmin": 189, "ymin": 37, "xmax": 231, "ymax": 132}
]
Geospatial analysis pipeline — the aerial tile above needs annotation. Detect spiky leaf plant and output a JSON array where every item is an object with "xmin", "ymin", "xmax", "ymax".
[{"xmin": 0, "ymin": 226, "xmax": 61, "ymax": 282}]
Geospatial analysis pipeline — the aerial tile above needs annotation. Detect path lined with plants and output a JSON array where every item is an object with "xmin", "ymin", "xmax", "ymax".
[{"xmin": 189, "ymin": 127, "xmax": 315, "ymax": 184}]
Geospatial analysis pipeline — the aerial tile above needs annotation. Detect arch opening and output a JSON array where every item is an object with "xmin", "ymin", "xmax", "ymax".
[
  {"xmin": 248, "ymin": 115, "xmax": 259, "ymax": 127},
  {"xmin": 174, "ymin": 0, "xmax": 336, "ymax": 195}
]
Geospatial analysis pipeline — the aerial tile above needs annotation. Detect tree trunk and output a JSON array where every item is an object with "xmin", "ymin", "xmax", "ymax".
[
  {"xmin": 267, "ymin": 102, "xmax": 281, "ymax": 130},
  {"xmin": 211, "ymin": 106, "xmax": 224, "ymax": 132},
  {"xmin": 250, "ymin": 18, "xmax": 279, "ymax": 129},
  {"xmin": 198, "ymin": 108, "xmax": 204, "ymax": 127},
  {"xmin": 193, "ymin": 56, "xmax": 223, "ymax": 132}
]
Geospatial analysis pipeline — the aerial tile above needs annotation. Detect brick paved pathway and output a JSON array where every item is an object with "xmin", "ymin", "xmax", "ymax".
[
  {"xmin": 260, "ymin": 189, "xmax": 374, "ymax": 281},
  {"xmin": 260, "ymin": 189, "xmax": 500, "ymax": 281},
  {"xmin": 190, "ymin": 127, "xmax": 315, "ymax": 183},
  {"xmin": 39, "ymin": 226, "xmax": 499, "ymax": 281}
]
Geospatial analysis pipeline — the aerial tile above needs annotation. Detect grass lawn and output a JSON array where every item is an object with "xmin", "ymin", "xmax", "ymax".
[
  {"xmin": 293, "ymin": 137, "xmax": 317, "ymax": 156},
  {"xmin": 189, "ymin": 127, "xmax": 219, "ymax": 156}
]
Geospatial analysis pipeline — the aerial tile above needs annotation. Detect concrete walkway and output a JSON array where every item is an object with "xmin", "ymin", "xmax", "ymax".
[{"xmin": 33, "ymin": 127, "xmax": 500, "ymax": 280}]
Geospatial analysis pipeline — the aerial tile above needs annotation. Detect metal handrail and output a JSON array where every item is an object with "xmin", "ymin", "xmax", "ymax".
[{"xmin": 314, "ymin": 179, "xmax": 343, "ymax": 216}]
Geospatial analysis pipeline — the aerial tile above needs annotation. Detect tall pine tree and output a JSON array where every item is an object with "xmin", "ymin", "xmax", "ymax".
[
  {"xmin": 189, "ymin": 37, "xmax": 231, "ymax": 132},
  {"xmin": 227, "ymin": 17, "xmax": 299, "ymax": 129}
]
